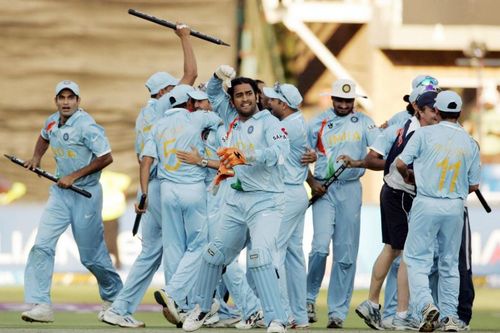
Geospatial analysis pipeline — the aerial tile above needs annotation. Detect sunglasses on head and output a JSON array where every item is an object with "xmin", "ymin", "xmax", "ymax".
[
  {"xmin": 273, "ymin": 82, "xmax": 292, "ymax": 106},
  {"xmin": 416, "ymin": 76, "xmax": 438, "ymax": 88}
]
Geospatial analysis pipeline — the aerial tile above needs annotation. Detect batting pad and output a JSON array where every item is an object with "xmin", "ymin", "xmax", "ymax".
[
  {"xmin": 195, "ymin": 243, "xmax": 225, "ymax": 312},
  {"xmin": 247, "ymin": 248, "xmax": 287, "ymax": 325}
]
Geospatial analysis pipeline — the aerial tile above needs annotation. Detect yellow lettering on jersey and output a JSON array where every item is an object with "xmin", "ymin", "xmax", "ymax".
[
  {"xmin": 163, "ymin": 138, "xmax": 181, "ymax": 171},
  {"xmin": 436, "ymin": 158, "xmax": 462, "ymax": 192},
  {"xmin": 326, "ymin": 131, "xmax": 361, "ymax": 146},
  {"xmin": 67, "ymin": 150, "xmax": 76, "ymax": 158},
  {"xmin": 51, "ymin": 146, "xmax": 65, "ymax": 157},
  {"xmin": 143, "ymin": 125, "xmax": 152, "ymax": 133}
]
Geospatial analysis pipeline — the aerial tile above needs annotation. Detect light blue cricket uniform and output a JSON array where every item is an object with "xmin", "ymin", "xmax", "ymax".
[
  {"xmin": 24, "ymin": 109, "xmax": 122, "ymax": 305},
  {"xmin": 275, "ymin": 111, "xmax": 309, "ymax": 325},
  {"xmin": 142, "ymin": 107, "xmax": 221, "ymax": 311},
  {"xmin": 193, "ymin": 76, "xmax": 289, "ymax": 326},
  {"xmin": 399, "ymin": 121, "xmax": 480, "ymax": 319},
  {"xmin": 307, "ymin": 108, "xmax": 379, "ymax": 321},
  {"xmin": 387, "ymin": 109, "xmax": 411, "ymax": 128},
  {"xmin": 204, "ymin": 124, "xmax": 261, "ymax": 320},
  {"xmin": 109, "ymin": 97, "xmax": 170, "ymax": 316}
]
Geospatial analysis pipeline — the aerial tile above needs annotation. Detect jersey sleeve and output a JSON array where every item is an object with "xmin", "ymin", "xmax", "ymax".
[
  {"xmin": 248, "ymin": 118, "xmax": 290, "ymax": 167},
  {"xmin": 140, "ymin": 128, "xmax": 159, "ymax": 160},
  {"xmin": 207, "ymin": 75, "xmax": 238, "ymax": 126},
  {"xmin": 82, "ymin": 123, "xmax": 111, "ymax": 157},
  {"xmin": 370, "ymin": 124, "xmax": 399, "ymax": 157},
  {"xmin": 363, "ymin": 116, "xmax": 381, "ymax": 147},
  {"xmin": 398, "ymin": 128, "xmax": 423, "ymax": 165},
  {"xmin": 468, "ymin": 139, "xmax": 481, "ymax": 186}
]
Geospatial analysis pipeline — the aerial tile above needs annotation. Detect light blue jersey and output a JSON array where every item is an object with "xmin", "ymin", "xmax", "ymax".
[
  {"xmin": 387, "ymin": 110, "xmax": 411, "ymax": 128},
  {"xmin": 399, "ymin": 122, "xmax": 481, "ymax": 199},
  {"xmin": 142, "ymin": 108, "xmax": 221, "ymax": 184},
  {"xmin": 309, "ymin": 109, "xmax": 379, "ymax": 180},
  {"xmin": 281, "ymin": 111, "xmax": 309, "ymax": 185},
  {"xmin": 207, "ymin": 76, "xmax": 290, "ymax": 192},
  {"xmin": 203, "ymin": 124, "xmax": 226, "ymax": 185},
  {"xmin": 40, "ymin": 109, "xmax": 111, "ymax": 187}
]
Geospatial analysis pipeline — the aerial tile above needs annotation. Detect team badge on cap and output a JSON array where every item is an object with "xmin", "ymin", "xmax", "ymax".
[{"xmin": 342, "ymin": 84, "xmax": 351, "ymax": 93}]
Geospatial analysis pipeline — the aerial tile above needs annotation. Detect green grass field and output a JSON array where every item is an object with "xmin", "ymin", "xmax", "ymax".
[{"xmin": 0, "ymin": 285, "xmax": 499, "ymax": 331}]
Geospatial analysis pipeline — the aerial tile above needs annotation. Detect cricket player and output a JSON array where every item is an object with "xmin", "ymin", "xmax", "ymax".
[
  {"xmin": 396, "ymin": 91, "xmax": 481, "ymax": 332},
  {"xmin": 102, "ymin": 23, "xmax": 198, "ymax": 328},
  {"xmin": 306, "ymin": 79, "xmax": 380, "ymax": 328},
  {"xmin": 342, "ymin": 88, "xmax": 440, "ymax": 330},
  {"xmin": 21, "ymin": 80, "xmax": 123, "ymax": 323},
  {"xmin": 182, "ymin": 65, "xmax": 289, "ymax": 333},
  {"xmin": 176, "ymin": 89, "xmax": 263, "ymax": 328},
  {"xmin": 263, "ymin": 82, "xmax": 315, "ymax": 328},
  {"xmin": 139, "ymin": 84, "xmax": 222, "ymax": 326}
]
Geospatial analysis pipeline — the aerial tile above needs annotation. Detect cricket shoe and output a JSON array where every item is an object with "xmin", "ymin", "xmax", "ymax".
[
  {"xmin": 235, "ymin": 310, "xmax": 264, "ymax": 329},
  {"xmin": 392, "ymin": 314, "xmax": 420, "ymax": 331},
  {"xmin": 307, "ymin": 303, "xmax": 317, "ymax": 323},
  {"xmin": 98, "ymin": 300, "xmax": 112, "ymax": 322},
  {"xmin": 21, "ymin": 303, "xmax": 54, "ymax": 323},
  {"xmin": 154, "ymin": 289, "xmax": 180, "ymax": 325},
  {"xmin": 326, "ymin": 317, "xmax": 343, "ymax": 329},
  {"xmin": 419, "ymin": 304, "xmax": 439, "ymax": 332},
  {"xmin": 103, "ymin": 308, "xmax": 145, "ymax": 328},
  {"xmin": 268, "ymin": 320, "xmax": 287, "ymax": 333},
  {"xmin": 182, "ymin": 301, "xmax": 220, "ymax": 332},
  {"xmin": 355, "ymin": 300, "xmax": 383, "ymax": 330}
]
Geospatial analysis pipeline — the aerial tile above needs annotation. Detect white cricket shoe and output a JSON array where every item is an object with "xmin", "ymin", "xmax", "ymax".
[
  {"xmin": 267, "ymin": 320, "xmax": 286, "ymax": 333},
  {"xmin": 154, "ymin": 289, "xmax": 180, "ymax": 325},
  {"xmin": 235, "ymin": 310, "xmax": 264, "ymax": 329},
  {"xmin": 98, "ymin": 300, "xmax": 112, "ymax": 322},
  {"xmin": 183, "ymin": 300, "xmax": 220, "ymax": 332},
  {"xmin": 103, "ymin": 308, "xmax": 145, "ymax": 328},
  {"xmin": 21, "ymin": 303, "xmax": 54, "ymax": 323}
]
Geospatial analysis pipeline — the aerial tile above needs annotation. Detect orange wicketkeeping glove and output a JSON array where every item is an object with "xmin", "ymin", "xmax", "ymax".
[
  {"xmin": 213, "ymin": 163, "xmax": 235, "ymax": 186},
  {"xmin": 217, "ymin": 147, "xmax": 246, "ymax": 168}
]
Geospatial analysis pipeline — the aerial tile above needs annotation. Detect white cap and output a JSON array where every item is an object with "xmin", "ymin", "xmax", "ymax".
[
  {"xmin": 187, "ymin": 90, "xmax": 208, "ymax": 101},
  {"xmin": 145, "ymin": 72, "xmax": 179, "ymax": 95},
  {"xmin": 324, "ymin": 79, "xmax": 366, "ymax": 99},
  {"xmin": 263, "ymin": 83, "xmax": 303, "ymax": 109},
  {"xmin": 409, "ymin": 84, "xmax": 439, "ymax": 103},
  {"xmin": 55, "ymin": 80, "xmax": 80, "ymax": 96},
  {"xmin": 169, "ymin": 84, "xmax": 195, "ymax": 107},
  {"xmin": 434, "ymin": 90, "xmax": 462, "ymax": 112}
]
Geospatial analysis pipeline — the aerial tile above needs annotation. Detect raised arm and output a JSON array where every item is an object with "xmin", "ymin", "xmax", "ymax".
[{"xmin": 176, "ymin": 23, "xmax": 197, "ymax": 86}]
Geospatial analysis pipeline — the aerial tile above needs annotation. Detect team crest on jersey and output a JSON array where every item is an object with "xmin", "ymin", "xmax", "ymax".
[
  {"xmin": 63, "ymin": 133, "xmax": 69, "ymax": 141},
  {"xmin": 328, "ymin": 122, "xmax": 333, "ymax": 129},
  {"xmin": 351, "ymin": 116, "xmax": 358, "ymax": 123},
  {"xmin": 342, "ymin": 84, "xmax": 351, "ymax": 93},
  {"xmin": 248, "ymin": 125, "xmax": 254, "ymax": 134}
]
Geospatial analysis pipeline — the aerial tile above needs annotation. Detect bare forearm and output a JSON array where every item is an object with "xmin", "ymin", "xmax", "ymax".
[
  {"xmin": 139, "ymin": 156, "xmax": 154, "ymax": 194},
  {"xmin": 178, "ymin": 36, "xmax": 197, "ymax": 85},
  {"xmin": 396, "ymin": 158, "xmax": 408, "ymax": 178},
  {"xmin": 32, "ymin": 135, "xmax": 50, "ymax": 161}
]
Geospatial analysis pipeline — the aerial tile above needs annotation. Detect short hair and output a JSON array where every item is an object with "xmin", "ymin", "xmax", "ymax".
[
  {"xmin": 227, "ymin": 77, "xmax": 260, "ymax": 100},
  {"xmin": 438, "ymin": 110, "xmax": 460, "ymax": 120}
]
